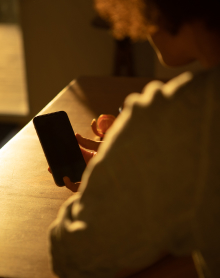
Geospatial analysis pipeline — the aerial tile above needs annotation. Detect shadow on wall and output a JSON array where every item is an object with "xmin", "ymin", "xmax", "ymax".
[
  {"xmin": 0, "ymin": 0, "xmax": 19, "ymax": 23},
  {"xmin": 19, "ymin": 0, "xmax": 156, "ymax": 121}
]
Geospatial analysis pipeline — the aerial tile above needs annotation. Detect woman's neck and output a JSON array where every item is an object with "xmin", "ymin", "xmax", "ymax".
[{"xmin": 193, "ymin": 22, "xmax": 220, "ymax": 69}]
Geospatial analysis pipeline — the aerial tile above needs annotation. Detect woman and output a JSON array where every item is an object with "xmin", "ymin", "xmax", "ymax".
[{"xmin": 50, "ymin": 0, "xmax": 220, "ymax": 277}]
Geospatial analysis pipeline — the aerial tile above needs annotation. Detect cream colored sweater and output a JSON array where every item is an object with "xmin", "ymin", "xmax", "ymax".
[{"xmin": 50, "ymin": 66, "xmax": 220, "ymax": 278}]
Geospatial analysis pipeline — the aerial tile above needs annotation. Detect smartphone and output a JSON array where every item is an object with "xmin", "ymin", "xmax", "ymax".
[{"xmin": 33, "ymin": 111, "xmax": 86, "ymax": 186}]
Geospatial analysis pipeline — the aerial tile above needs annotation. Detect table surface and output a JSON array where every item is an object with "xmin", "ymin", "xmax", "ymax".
[{"xmin": 0, "ymin": 76, "xmax": 198, "ymax": 278}]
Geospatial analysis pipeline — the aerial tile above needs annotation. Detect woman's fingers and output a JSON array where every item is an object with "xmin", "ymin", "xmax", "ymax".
[
  {"xmin": 75, "ymin": 133, "xmax": 101, "ymax": 152},
  {"xmin": 63, "ymin": 176, "xmax": 80, "ymax": 192},
  {"xmin": 80, "ymin": 147, "xmax": 97, "ymax": 165},
  {"xmin": 48, "ymin": 134, "xmax": 99, "ymax": 186},
  {"xmin": 91, "ymin": 119, "xmax": 103, "ymax": 137},
  {"xmin": 49, "ymin": 169, "xmax": 80, "ymax": 192}
]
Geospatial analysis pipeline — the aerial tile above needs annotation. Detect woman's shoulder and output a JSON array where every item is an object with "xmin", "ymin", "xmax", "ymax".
[{"xmin": 136, "ymin": 66, "xmax": 220, "ymax": 107}]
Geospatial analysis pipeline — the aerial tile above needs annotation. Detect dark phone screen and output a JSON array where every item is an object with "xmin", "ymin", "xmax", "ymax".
[{"xmin": 34, "ymin": 111, "xmax": 86, "ymax": 186}]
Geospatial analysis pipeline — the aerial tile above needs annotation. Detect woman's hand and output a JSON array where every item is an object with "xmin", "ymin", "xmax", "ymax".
[
  {"xmin": 63, "ymin": 176, "xmax": 81, "ymax": 192},
  {"xmin": 91, "ymin": 114, "xmax": 115, "ymax": 138},
  {"xmin": 48, "ymin": 134, "xmax": 102, "ymax": 192},
  {"xmin": 47, "ymin": 168, "xmax": 81, "ymax": 192},
  {"xmin": 75, "ymin": 133, "xmax": 101, "ymax": 164}
]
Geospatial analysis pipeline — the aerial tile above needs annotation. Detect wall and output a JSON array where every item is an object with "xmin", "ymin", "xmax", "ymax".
[{"xmin": 19, "ymin": 0, "xmax": 115, "ymax": 119}]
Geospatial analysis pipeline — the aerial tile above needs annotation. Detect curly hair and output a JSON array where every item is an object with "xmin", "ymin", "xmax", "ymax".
[
  {"xmin": 145, "ymin": 0, "xmax": 220, "ymax": 34},
  {"xmin": 94, "ymin": 0, "xmax": 149, "ymax": 40},
  {"xmin": 94, "ymin": 0, "xmax": 220, "ymax": 40}
]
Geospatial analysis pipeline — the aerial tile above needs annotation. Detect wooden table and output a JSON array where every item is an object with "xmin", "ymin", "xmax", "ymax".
[{"xmin": 0, "ymin": 77, "xmax": 198, "ymax": 278}]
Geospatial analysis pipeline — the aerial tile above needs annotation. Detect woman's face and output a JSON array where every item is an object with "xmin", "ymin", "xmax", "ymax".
[{"xmin": 147, "ymin": 23, "xmax": 198, "ymax": 67}]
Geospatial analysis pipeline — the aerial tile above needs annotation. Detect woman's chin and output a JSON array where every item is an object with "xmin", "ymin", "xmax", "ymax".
[{"xmin": 158, "ymin": 54, "xmax": 196, "ymax": 68}]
